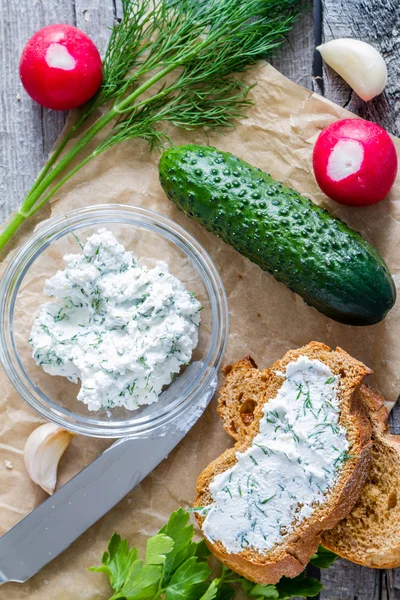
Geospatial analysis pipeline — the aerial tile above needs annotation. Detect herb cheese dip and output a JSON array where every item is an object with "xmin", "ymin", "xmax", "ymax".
[
  {"xmin": 29, "ymin": 229, "xmax": 202, "ymax": 411},
  {"xmin": 201, "ymin": 356, "xmax": 349, "ymax": 554}
]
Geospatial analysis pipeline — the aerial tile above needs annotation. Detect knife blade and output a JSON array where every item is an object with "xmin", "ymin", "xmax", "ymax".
[{"xmin": 0, "ymin": 366, "xmax": 216, "ymax": 585}]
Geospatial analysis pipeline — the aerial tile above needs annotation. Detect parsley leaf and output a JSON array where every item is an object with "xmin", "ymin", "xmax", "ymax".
[
  {"xmin": 117, "ymin": 534, "xmax": 175, "ymax": 599},
  {"xmin": 88, "ymin": 533, "xmax": 138, "ymax": 593},
  {"xmin": 118, "ymin": 563, "xmax": 162, "ymax": 599},
  {"xmin": 238, "ymin": 576, "xmax": 278, "ymax": 598},
  {"xmin": 199, "ymin": 580, "xmax": 220, "ymax": 600},
  {"xmin": 159, "ymin": 508, "xmax": 197, "ymax": 582},
  {"xmin": 166, "ymin": 557, "xmax": 211, "ymax": 599},
  {"xmin": 248, "ymin": 583, "xmax": 279, "ymax": 598},
  {"xmin": 195, "ymin": 539, "xmax": 212, "ymax": 560},
  {"xmin": 215, "ymin": 584, "xmax": 237, "ymax": 600},
  {"xmin": 275, "ymin": 574, "xmax": 323, "ymax": 599},
  {"xmin": 146, "ymin": 534, "xmax": 174, "ymax": 565},
  {"xmin": 90, "ymin": 509, "xmax": 336, "ymax": 600},
  {"xmin": 310, "ymin": 545, "xmax": 338, "ymax": 569}
]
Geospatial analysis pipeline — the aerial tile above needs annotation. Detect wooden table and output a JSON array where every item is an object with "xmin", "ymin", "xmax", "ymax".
[{"xmin": 0, "ymin": 1, "xmax": 399, "ymax": 598}]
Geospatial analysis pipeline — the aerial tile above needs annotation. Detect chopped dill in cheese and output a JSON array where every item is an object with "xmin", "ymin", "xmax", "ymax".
[
  {"xmin": 30, "ymin": 229, "xmax": 201, "ymax": 411},
  {"xmin": 201, "ymin": 356, "xmax": 349, "ymax": 554}
]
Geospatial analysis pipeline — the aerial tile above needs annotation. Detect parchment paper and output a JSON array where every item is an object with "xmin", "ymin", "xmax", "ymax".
[{"xmin": 1, "ymin": 62, "xmax": 400, "ymax": 599}]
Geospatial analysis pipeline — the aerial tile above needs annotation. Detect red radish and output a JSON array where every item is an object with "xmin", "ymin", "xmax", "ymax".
[
  {"xmin": 19, "ymin": 24, "xmax": 102, "ymax": 111},
  {"xmin": 313, "ymin": 118, "xmax": 397, "ymax": 206}
]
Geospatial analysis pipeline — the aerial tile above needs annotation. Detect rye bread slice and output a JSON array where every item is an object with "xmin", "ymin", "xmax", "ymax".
[
  {"xmin": 322, "ymin": 385, "xmax": 400, "ymax": 568},
  {"xmin": 217, "ymin": 351, "xmax": 400, "ymax": 569},
  {"xmin": 195, "ymin": 342, "xmax": 372, "ymax": 584}
]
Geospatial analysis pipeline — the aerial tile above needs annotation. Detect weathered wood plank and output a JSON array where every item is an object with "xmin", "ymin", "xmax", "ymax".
[
  {"xmin": 73, "ymin": 0, "xmax": 115, "ymax": 54},
  {"xmin": 270, "ymin": 0, "xmax": 314, "ymax": 90},
  {"xmin": 320, "ymin": 559, "xmax": 382, "ymax": 600},
  {"xmin": 114, "ymin": 0, "xmax": 124, "ymax": 20},
  {"xmin": 389, "ymin": 400, "xmax": 400, "ymax": 435},
  {"xmin": 320, "ymin": 0, "xmax": 400, "ymax": 136},
  {"xmin": 381, "ymin": 568, "xmax": 400, "ymax": 599}
]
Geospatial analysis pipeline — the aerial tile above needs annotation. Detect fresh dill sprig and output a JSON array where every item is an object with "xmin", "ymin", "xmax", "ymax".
[
  {"xmin": 0, "ymin": 0, "xmax": 299, "ymax": 251},
  {"xmin": 260, "ymin": 494, "xmax": 276, "ymax": 504}
]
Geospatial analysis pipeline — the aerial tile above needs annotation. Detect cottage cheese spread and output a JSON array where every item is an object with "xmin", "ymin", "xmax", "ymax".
[
  {"xmin": 30, "ymin": 229, "xmax": 201, "ymax": 411},
  {"xmin": 202, "ymin": 356, "xmax": 349, "ymax": 554}
]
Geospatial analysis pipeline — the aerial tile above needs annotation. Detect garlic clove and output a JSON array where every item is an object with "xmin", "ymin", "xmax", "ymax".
[
  {"xmin": 24, "ymin": 423, "xmax": 75, "ymax": 495},
  {"xmin": 317, "ymin": 38, "xmax": 387, "ymax": 101}
]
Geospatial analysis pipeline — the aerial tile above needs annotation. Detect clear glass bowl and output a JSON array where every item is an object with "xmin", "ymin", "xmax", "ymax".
[{"xmin": 0, "ymin": 205, "xmax": 228, "ymax": 438}]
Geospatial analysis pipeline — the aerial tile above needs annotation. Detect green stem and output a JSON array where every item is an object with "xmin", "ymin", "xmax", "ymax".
[
  {"xmin": 0, "ymin": 63, "xmax": 179, "ymax": 252},
  {"xmin": 25, "ymin": 154, "xmax": 96, "ymax": 219},
  {"xmin": 24, "ymin": 112, "xmax": 88, "ymax": 201},
  {"xmin": 115, "ymin": 63, "xmax": 178, "ymax": 112},
  {"xmin": 19, "ymin": 111, "xmax": 115, "ymax": 217},
  {"xmin": 155, "ymin": 562, "xmax": 167, "ymax": 599},
  {"xmin": 0, "ymin": 212, "xmax": 27, "ymax": 250}
]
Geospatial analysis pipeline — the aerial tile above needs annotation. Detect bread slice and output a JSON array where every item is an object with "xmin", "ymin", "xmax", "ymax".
[
  {"xmin": 214, "ymin": 352, "xmax": 400, "ymax": 570},
  {"xmin": 195, "ymin": 342, "xmax": 372, "ymax": 584},
  {"xmin": 322, "ymin": 385, "xmax": 400, "ymax": 568}
]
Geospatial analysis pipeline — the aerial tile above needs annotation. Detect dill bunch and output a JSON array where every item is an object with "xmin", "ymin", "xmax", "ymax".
[{"xmin": 0, "ymin": 0, "xmax": 299, "ymax": 250}]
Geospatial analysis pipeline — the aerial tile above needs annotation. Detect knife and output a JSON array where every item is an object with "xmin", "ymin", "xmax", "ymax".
[{"xmin": 0, "ymin": 363, "xmax": 217, "ymax": 585}]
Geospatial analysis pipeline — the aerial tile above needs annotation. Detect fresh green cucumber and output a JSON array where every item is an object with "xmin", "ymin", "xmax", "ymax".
[{"xmin": 159, "ymin": 144, "xmax": 396, "ymax": 325}]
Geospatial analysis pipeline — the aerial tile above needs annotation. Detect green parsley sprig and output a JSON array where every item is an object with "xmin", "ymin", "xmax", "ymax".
[
  {"xmin": 89, "ymin": 508, "xmax": 338, "ymax": 600},
  {"xmin": 0, "ymin": 0, "xmax": 299, "ymax": 251}
]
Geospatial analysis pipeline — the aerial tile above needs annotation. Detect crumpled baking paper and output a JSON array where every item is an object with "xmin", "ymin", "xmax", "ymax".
[{"xmin": 0, "ymin": 62, "xmax": 399, "ymax": 599}]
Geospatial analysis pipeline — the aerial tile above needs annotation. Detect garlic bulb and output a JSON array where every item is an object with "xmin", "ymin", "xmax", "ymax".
[
  {"xmin": 317, "ymin": 38, "xmax": 387, "ymax": 101},
  {"xmin": 24, "ymin": 423, "xmax": 75, "ymax": 495}
]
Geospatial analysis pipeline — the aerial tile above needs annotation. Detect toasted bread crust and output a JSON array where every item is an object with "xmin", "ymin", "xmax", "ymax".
[
  {"xmin": 218, "ymin": 356, "xmax": 268, "ymax": 441},
  {"xmin": 195, "ymin": 342, "xmax": 372, "ymax": 584},
  {"xmin": 323, "ymin": 385, "xmax": 400, "ymax": 569}
]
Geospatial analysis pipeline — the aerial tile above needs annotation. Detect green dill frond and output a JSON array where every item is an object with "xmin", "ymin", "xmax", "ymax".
[{"xmin": 94, "ymin": 0, "xmax": 300, "ymax": 152}]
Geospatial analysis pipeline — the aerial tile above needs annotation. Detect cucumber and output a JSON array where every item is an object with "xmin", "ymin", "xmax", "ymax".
[{"xmin": 159, "ymin": 144, "xmax": 396, "ymax": 325}]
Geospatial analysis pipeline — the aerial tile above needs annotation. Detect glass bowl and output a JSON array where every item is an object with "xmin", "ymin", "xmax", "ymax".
[{"xmin": 0, "ymin": 205, "xmax": 228, "ymax": 438}]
